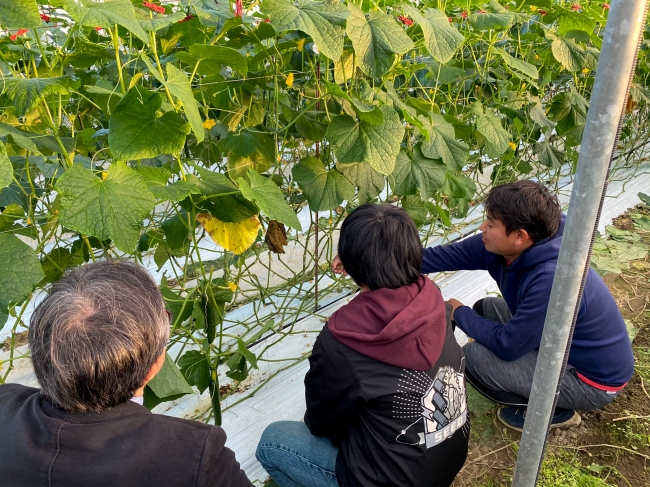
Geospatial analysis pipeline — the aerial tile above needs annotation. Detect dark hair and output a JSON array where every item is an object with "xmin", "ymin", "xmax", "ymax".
[
  {"xmin": 338, "ymin": 204, "xmax": 422, "ymax": 290},
  {"xmin": 29, "ymin": 261, "xmax": 169, "ymax": 412},
  {"xmin": 484, "ymin": 180, "xmax": 561, "ymax": 242}
]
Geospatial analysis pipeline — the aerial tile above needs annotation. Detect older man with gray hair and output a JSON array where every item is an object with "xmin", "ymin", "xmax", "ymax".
[{"xmin": 0, "ymin": 260, "xmax": 252, "ymax": 487}]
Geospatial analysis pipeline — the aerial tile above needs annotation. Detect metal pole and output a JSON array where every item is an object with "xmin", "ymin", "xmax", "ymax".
[{"xmin": 512, "ymin": 1, "xmax": 648, "ymax": 485}]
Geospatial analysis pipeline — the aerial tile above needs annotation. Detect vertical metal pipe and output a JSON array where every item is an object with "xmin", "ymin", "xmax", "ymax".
[{"xmin": 512, "ymin": 1, "xmax": 648, "ymax": 485}]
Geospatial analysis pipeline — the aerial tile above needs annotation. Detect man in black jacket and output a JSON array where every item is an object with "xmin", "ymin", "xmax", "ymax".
[
  {"xmin": 0, "ymin": 261, "xmax": 251, "ymax": 487},
  {"xmin": 256, "ymin": 204, "xmax": 469, "ymax": 487}
]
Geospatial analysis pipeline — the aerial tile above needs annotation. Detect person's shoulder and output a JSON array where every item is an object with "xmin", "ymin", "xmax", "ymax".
[{"xmin": 0, "ymin": 383, "xmax": 40, "ymax": 403}]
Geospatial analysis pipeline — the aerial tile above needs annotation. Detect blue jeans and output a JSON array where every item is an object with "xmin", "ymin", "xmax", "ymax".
[{"xmin": 256, "ymin": 421, "xmax": 339, "ymax": 487}]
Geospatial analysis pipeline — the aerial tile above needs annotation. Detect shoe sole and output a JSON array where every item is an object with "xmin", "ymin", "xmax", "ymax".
[{"xmin": 496, "ymin": 410, "xmax": 582, "ymax": 433}]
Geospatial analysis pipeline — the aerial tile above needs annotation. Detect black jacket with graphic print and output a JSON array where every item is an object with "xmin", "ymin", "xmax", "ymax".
[{"xmin": 304, "ymin": 277, "xmax": 469, "ymax": 487}]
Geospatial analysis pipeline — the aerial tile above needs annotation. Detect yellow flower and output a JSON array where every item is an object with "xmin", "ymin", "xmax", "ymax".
[
  {"xmin": 101, "ymin": 171, "xmax": 108, "ymax": 180},
  {"xmin": 521, "ymin": 83, "xmax": 527, "ymax": 90},
  {"xmin": 529, "ymin": 5, "xmax": 537, "ymax": 11},
  {"xmin": 582, "ymin": 67, "xmax": 590, "ymax": 74},
  {"xmin": 328, "ymin": 218, "xmax": 333, "ymax": 225},
  {"xmin": 535, "ymin": 54, "xmax": 540, "ymax": 60},
  {"xmin": 203, "ymin": 119, "xmax": 216, "ymax": 129},
  {"xmin": 286, "ymin": 72, "xmax": 294, "ymax": 88},
  {"xmin": 296, "ymin": 38, "xmax": 305, "ymax": 52},
  {"xmin": 227, "ymin": 281, "xmax": 237, "ymax": 292},
  {"xmin": 26, "ymin": 217, "xmax": 32, "ymax": 225},
  {"xmin": 508, "ymin": 142, "xmax": 517, "ymax": 151}
]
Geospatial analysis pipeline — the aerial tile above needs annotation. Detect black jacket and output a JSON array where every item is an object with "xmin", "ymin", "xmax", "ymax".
[
  {"xmin": 305, "ymin": 279, "xmax": 469, "ymax": 487},
  {"xmin": 0, "ymin": 384, "xmax": 252, "ymax": 487}
]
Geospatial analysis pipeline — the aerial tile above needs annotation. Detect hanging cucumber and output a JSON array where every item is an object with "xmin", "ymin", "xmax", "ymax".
[{"xmin": 208, "ymin": 368, "xmax": 222, "ymax": 426}]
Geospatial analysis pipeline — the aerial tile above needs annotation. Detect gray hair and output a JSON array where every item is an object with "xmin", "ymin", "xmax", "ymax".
[{"xmin": 29, "ymin": 260, "xmax": 169, "ymax": 412}]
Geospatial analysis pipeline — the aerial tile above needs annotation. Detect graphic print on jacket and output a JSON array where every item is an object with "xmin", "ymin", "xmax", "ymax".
[{"xmin": 395, "ymin": 359, "xmax": 468, "ymax": 448}]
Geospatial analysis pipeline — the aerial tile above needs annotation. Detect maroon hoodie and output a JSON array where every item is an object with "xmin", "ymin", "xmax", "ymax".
[
  {"xmin": 327, "ymin": 275, "xmax": 447, "ymax": 371},
  {"xmin": 304, "ymin": 275, "xmax": 469, "ymax": 487}
]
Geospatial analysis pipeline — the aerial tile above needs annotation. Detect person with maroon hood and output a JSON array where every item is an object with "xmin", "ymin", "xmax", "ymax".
[{"xmin": 256, "ymin": 204, "xmax": 469, "ymax": 487}]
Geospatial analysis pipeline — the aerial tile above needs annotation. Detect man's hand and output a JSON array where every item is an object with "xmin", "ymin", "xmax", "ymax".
[
  {"xmin": 446, "ymin": 298, "xmax": 464, "ymax": 321},
  {"xmin": 331, "ymin": 255, "xmax": 347, "ymax": 276}
]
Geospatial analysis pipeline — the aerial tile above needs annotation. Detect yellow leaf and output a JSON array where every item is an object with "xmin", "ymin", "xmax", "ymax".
[
  {"xmin": 197, "ymin": 213, "xmax": 260, "ymax": 255},
  {"xmin": 203, "ymin": 119, "xmax": 216, "ymax": 129}
]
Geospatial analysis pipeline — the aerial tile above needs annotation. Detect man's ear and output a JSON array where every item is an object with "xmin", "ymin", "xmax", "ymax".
[{"xmin": 515, "ymin": 229, "xmax": 533, "ymax": 246}]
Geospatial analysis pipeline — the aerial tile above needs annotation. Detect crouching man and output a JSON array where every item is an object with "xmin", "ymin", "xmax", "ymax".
[
  {"xmin": 421, "ymin": 180, "xmax": 634, "ymax": 431},
  {"xmin": 256, "ymin": 204, "xmax": 469, "ymax": 487},
  {"xmin": 0, "ymin": 261, "xmax": 252, "ymax": 487}
]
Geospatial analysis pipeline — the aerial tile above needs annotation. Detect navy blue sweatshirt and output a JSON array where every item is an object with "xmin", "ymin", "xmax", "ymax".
[{"xmin": 422, "ymin": 216, "xmax": 634, "ymax": 387}]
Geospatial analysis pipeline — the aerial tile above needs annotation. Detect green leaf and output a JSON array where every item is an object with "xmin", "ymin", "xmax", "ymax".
[
  {"xmin": 420, "ymin": 114, "xmax": 469, "ymax": 171},
  {"xmin": 2, "ymin": 77, "xmax": 73, "ymax": 117},
  {"xmin": 346, "ymin": 4, "xmax": 414, "ymax": 78},
  {"xmin": 549, "ymin": 33, "xmax": 588, "ymax": 72},
  {"xmin": 177, "ymin": 44, "xmax": 249, "ymax": 76},
  {"xmin": 218, "ymin": 130, "xmax": 275, "ymax": 164},
  {"xmin": 473, "ymin": 102, "xmax": 511, "ymax": 158},
  {"xmin": 548, "ymin": 91, "xmax": 589, "ymax": 137},
  {"xmin": 424, "ymin": 60, "xmax": 466, "ymax": 85},
  {"xmin": 404, "ymin": 6, "xmax": 464, "ymax": 64},
  {"xmin": 0, "ymin": 123, "xmax": 40, "ymax": 154},
  {"xmin": 108, "ymin": 86, "xmax": 191, "ymax": 160},
  {"xmin": 529, "ymin": 99, "xmax": 555, "ymax": 132},
  {"xmin": 226, "ymin": 352, "xmax": 248, "ymax": 381},
  {"xmin": 40, "ymin": 247, "xmax": 84, "ymax": 284},
  {"xmin": 227, "ymin": 151, "xmax": 272, "ymax": 181},
  {"xmin": 292, "ymin": 156, "xmax": 354, "ymax": 211},
  {"xmin": 52, "ymin": 0, "xmax": 150, "ymax": 44},
  {"xmin": 401, "ymin": 195, "xmax": 428, "ymax": 227},
  {"xmin": 0, "ymin": 0, "xmax": 41, "ymax": 29},
  {"xmin": 161, "ymin": 213, "xmax": 192, "ymax": 250},
  {"xmin": 161, "ymin": 279, "xmax": 194, "ymax": 326},
  {"xmin": 496, "ymin": 48, "xmax": 538, "ymax": 80},
  {"xmin": 443, "ymin": 173, "xmax": 476, "ymax": 200},
  {"xmin": 147, "ymin": 352, "xmax": 194, "ymax": 398},
  {"xmin": 139, "ymin": 12, "xmax": 188, "ymax": 32},
  {"xmin": 0, "ymin": 141, "xmax": 12, "ymax": 190},
  {"xmin": 261, "ymin": 0, "xmax": 350, "ymax": 60},
  {"xmin": 55, "ymin": 162, "xmax": 156, "ymax": 252},
  {"xmin": 238, "ymin": 170, "xmax": 302, "ymax": 231},
  {"xmin": 535, "ymin": 140, "xmax": 565, "ymax": 168},
  {"xmin": 237, "ymin": 339, "xmax": 259, "ymax": 369},
  {"xmin": 337, "ymin": 161, "xmax": 385, "ymax": 204},
  {"xmin": 165, "ymin": 64, "xmax": 204, "ymax": 144},
  {"xmin": 388, "ymin": 147, "xmax": 446, "ymax": 198},
  {"xmin": 322, "ymin": 79, "xmax": 382, "ymax": 123},
  {"xmin": 0, "ymin": 234, "xmax": 44, "ymax": 315},
  {"xmin": 557, "ymin": 11, "xmax": 596, "ymax": 36},
  {"xmin": 185, "ymin": 0, "xmax": 232, "ymax": 27},
  {"xmin": 137, "ymin": 166, "xmax": 201, "ymax": 202},
  {"xmin": 326, "ymin": 105, "xmax": 404, "ymax": 175},
  {"xmin": 639, "ymin": 192, "xmax": 650, "ymax": 206},
  {"xmin": 178, "ymin": 350, "xmax": 211, "ymax": 394},
  {"xmin": 468, "ymin": 12, "xmax": 514, "ymax": 30}
]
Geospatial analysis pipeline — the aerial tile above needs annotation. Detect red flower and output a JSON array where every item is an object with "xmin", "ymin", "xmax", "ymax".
[
  {"xmin": 397, "ymin": 15, "xmax": 413, "ymax": 26},
  {"xmin": 448, "ymin": 17, "xmax": 453, "ymax": 22},
  {"xmin": 40, "ymin": 13, "xmax": 50, "ymax": 22},
  {"xmin": 477, "ymin": 9, "xmax": 487, "ymax": 13},
  {"xmin": 263, "ymin": 17, "xmax": 271, "ymax": 22},
  {"xmin": 538, "ymin": 9, "xmax": 547, "ymax": 15},
  {"xmin": 234, "ymin": 0, "xmax": 243, "ymax": 17},
  {"xmin": 602, "ymin": 3, "xmax": 610, "ymax": 8},
  {"xmin": 571, "ymin": 3, "xmax": 581, "ymax": 11},
  {"xmin": 95, "ymin": 26, "xmax": 102, "ymax": 31},
  {"xmin": 178, "ymin": 14, "xmax": 194, "ymax": 22},
  {"xmin": 143, "ymin": 1, "xmax": 165, "ymax": 14},
  {"xmin": 10, "ymin": 29, "xmax": 29, "ymax": 41},
  {"xmin": 460, "ymin": 11, "xmax": 468, "ymax": 19}
]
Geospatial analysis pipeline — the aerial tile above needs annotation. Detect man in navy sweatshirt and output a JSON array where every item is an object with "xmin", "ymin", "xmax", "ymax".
[{"xmin": 420, "ymin": 180, "xmax": 634, "ymax": 431}]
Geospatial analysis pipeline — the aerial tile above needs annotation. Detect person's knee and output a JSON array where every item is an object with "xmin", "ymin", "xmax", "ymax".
[
  {"xmin": 257, "ymin": 421, "xmax": 289, "ymax": 466},
  {"xmin": 462, "ymin": 341, "xmax": 486, "ymax": 375}
]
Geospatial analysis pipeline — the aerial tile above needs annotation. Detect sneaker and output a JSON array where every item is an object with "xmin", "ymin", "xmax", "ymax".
[{"xmin": 497, "ymin": 407, "xmax": 581, "ymax": 432}]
